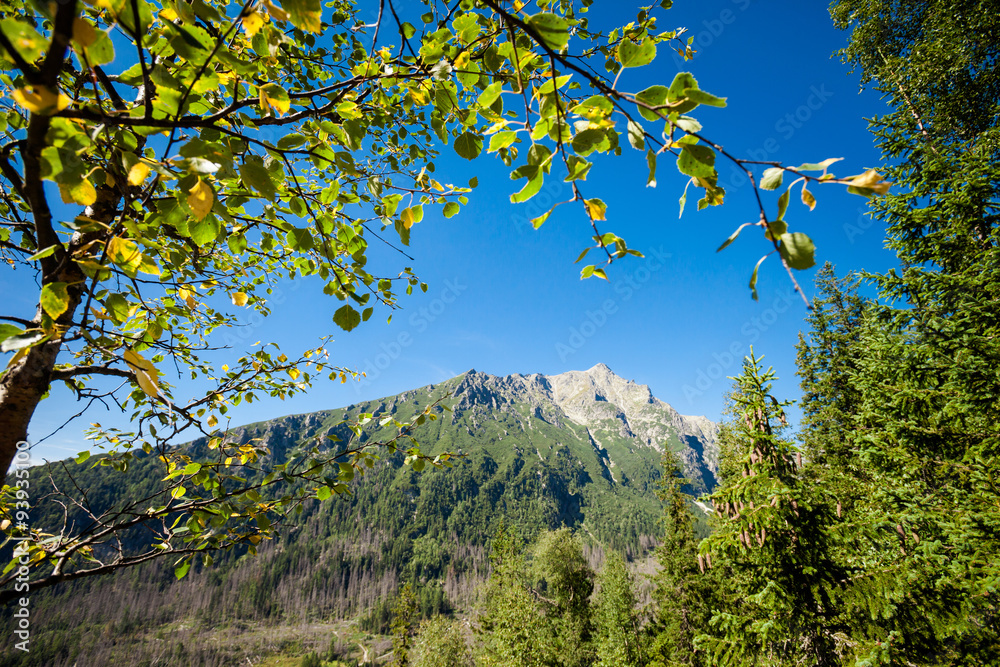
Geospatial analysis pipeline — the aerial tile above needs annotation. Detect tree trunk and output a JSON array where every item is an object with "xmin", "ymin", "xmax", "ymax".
[{"xmin": 0, "ymin": 336, "xmax": 63, "ymax": 474}]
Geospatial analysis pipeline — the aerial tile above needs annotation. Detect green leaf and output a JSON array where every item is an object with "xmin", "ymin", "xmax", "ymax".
[
  {"xmin": 646, "ymin": 149, "xmax": 657, "ymax": 188},
  {"xmin": 626, "ymin": 120, "xmax": 645, "ymax": 150},
  {"xmin": 75, "ymin": 451, "xmax": 91, "ymax": 464},
  {"xmin": 572, "ymin": 95, "xmax": 614, "ymax": 120},
  {"xmin": 338, "ymin": 462, "xmax": 355, "ymax": 481},
  {"xmin": 182, "ymin": 462, "xmax": 202, "ymax": 475},
  {"xmin": 0, "ymin": 323, "xmax": 22, "ymax": 345},
  {"xmin": 174, "ymin": 558, "xmax": 192, "ymax": 580},
  {"xmin": 777, "ymin": 188, "xmax": 790, "ymax": 221},
  {"xmin": 510, "ymin": 166, "xmax": 544, "ymax": 204},
  {"xmin": 760, "ymin": 168, "xmax": 783, "ymax": 191},
  {"xmin": 717, "ymin": 222, "xmax": 753, "ymax": 252},
  {"xmin": 454, "ymin": 132, "xmax": 483, "ymax": 160},
  {"xmin": 189, "ymin": 215, "xmax": 221, "ymax": 247},
  {"xmin": 240, "ymin": 159, "xmax": 277, "ymax": 199},
  {"xmin": 779, "ymin": 232, "xmax": 816, "ymax": 270},
  {"xmin": 635, "ymin": 85, "xmax": 669, "ymax": 121},
  {"xmin": 571, "ymin": 128, "xmax": 610, "ymax": 156},
  {"xmin": 684, "ymin": 88, "xmax": 727, "ymax": 107},
  {"xmin": 618, "ymin": 37, "xmax": 656, "ymax": 68},
  {"xmin": 764, "ymin": 219, "xmax": 788, "ymax": 241},
  {"xmin": 40, "ymin": 282, "xmax": 70, "ymax": 319},
  {"xmin": 564, "ymin": 155, "xmax": 592, "ymax": 181},
  {"xmin": 443, "ymin": 202, "xmax": 460, "ymax": 218},
  {"xmin": 794, "ymin": 157, "xmax": 843, "ymax": 172},
  {"xmin": 105, "ymin": 293, "xmax": 130, "ymax": 322},
  {"xmin": 527, "ymin": 12, "xmax": 571, "ymax": 50},
  {"xmin": 488, "ymin": 131, "xmax": 517, "ymax": 153},
  {"xmin": 749, "ymin": 255, "xmax": 767, "ymax": 301},
  {"xmin": 1, "ymin": 19, "xmax": 47, "ymax": 62},
  {"xmin": 478, "ymin": 82, "xmax": 503, "ymax": 108},
  {"xmin": 286, "ymin": 228, "xmax": 314, "ymax": 251},
  {"xmin": 333, "ymin": 304, "xmax": 362, "ymax": 332},
  {"xmin": 677, "ymin": 144, "xmax": 716, "ymax": 179},
  {"xmin": 316, "ymin": 486, "xmax": 332, "ymax": 501},
  {"xmin": 26, "ymin": 245, "xmax": 60, "ymax": 262}
]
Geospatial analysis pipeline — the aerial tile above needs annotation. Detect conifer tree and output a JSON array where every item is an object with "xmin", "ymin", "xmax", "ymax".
[
  {"xmin": 592, "ymin": 551, "xmax": 642, "ymax": 667},
  {"xmin": 529, "ymin": 528, "xmax": 595, "ymax": 667},
  {"xmin": 476, "ymin": 524, "xmax": 545, "ymax": 667},
  {"xmin": 804, "ymin": 2, "xmax": 1000, "ymax": 661},
  {"xmin": 391, "ymin": 582, "xmax": 420, "ymax": 666},
  {"xmin": 646, "ymin": 450, "xmax": 715, "ymax": 667},
  {"xmin": 699, "ymin": 352, "xmax": 845, "ymax": 666}
]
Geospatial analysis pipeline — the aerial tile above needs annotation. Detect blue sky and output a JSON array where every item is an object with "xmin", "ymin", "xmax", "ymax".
[{"xmin": 7, "ymin": 0, "xmax": 897, "ymax": 462}]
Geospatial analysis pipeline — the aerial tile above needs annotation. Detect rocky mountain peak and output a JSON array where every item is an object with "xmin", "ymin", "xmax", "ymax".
[{"xmin": 447, "ymin": 365, "xmax": 718, "ymax": 488}]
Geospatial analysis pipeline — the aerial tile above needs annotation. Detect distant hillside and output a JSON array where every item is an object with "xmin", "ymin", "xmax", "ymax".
[{"xmin": 2, "ymin": 364, "xmax": 718, "ymax": 667}]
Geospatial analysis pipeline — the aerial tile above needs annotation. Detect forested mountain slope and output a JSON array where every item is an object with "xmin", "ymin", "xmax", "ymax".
[{"xmin": 2, "ymin": 364, "xmax": 716, "ymax": 666}]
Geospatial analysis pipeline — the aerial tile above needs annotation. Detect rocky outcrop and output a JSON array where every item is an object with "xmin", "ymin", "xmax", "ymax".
[{"xmin": 451, "ymin": 363, "xmax": 719, "ymax": 490}]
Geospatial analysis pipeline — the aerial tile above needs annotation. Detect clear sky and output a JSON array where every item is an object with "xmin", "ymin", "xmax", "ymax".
[{"xmin": 5, "ymin": 0, "xmax": 897, "ymax": 462}]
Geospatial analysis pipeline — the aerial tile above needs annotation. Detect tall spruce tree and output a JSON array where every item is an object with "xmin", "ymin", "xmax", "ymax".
[
  {"xmin": 698, "ymin": 353, "xmax": 845, "ymax": 666},
  {"xmin": 391, "ymin": 582, "xmax": 420, "ymax": 666},
  {"xmin": 807, "ymin": 1, "xmax": 1000, "ymax": 662},
  {"xmin": 647, "ymin": 450, "xmax": 715, "ymax": 667}
]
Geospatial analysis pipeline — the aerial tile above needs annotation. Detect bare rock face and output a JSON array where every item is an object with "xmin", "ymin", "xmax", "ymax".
[{"xmin": 452, "ymin": 363, "xmax": 719, "ymax": 491}]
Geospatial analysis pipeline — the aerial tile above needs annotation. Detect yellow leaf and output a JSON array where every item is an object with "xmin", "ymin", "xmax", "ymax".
[
  {"xmin": 207, "ymin": 414, "xmax": 218, "ymax": 428},
  {"xmin": 59, "ymin": 178, "xmax": 97, "ymax": 206},
  {"xmin": 263, "ymin": 0, "xmax": 288, "ymax": 21},
  {"xmin": 128, "ymin": 162, "xmax": 150, "ymax": 186},
  {"xmin": 408, "ymin": 87, "xmax": 430, "ymax": 106},
  {"xmin": 108, "ymin": 236, "xmax": 141, "ymax": 271},
  {"xmin": 159, "ymin": 7, "xmax": 178, "ymax": 21},
  {"xmin": 248, "ymin": 534, "xmax": 262, "ymax": 544},
  {"xmin": 72, "ymin": 18, "xmax": 99, "ymax": 47},
  {"xmin": 187, "ymin": 178, "xmax": 214, "ymax": 221},
  {"xmin": 12, "ymin": 86, "xmax": 71, "ymax": 115},
  {"xmin": 178, "ymin": 287, "xmax": 197, "ymax": 309},
  {"xmin": 124, "ymin": 348, "xmax": 160, "ymax": 399},
  {"xmin": 585, "ymin": 198, "xmax": 607, "ymax": 221},
  {"xmin": 849, "ymin": 169, "xmax": 892, "ymax": 195},
  {"xmin": 243, "ymin": 11, "xmax": 267, "ymax": 36},
  {"xmin": 288, "ymin": 367, "xmax": 300, "ymax": 380},
  {"xmin": 801, "ymin": 185, "xmax": 817, "ymax": 211},
  {"xmin": 259, "ymin": 83, "xmax": 290, "ymax": 116},
  {"xmin": 231, "ymin": 291, "xmax": 248, "ymax": 306}
]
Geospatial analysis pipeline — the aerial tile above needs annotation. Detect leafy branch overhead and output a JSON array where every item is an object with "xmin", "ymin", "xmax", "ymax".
[{"xmin": 0, "ymin": 0, "xmax": 885, "ymax": 597}]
